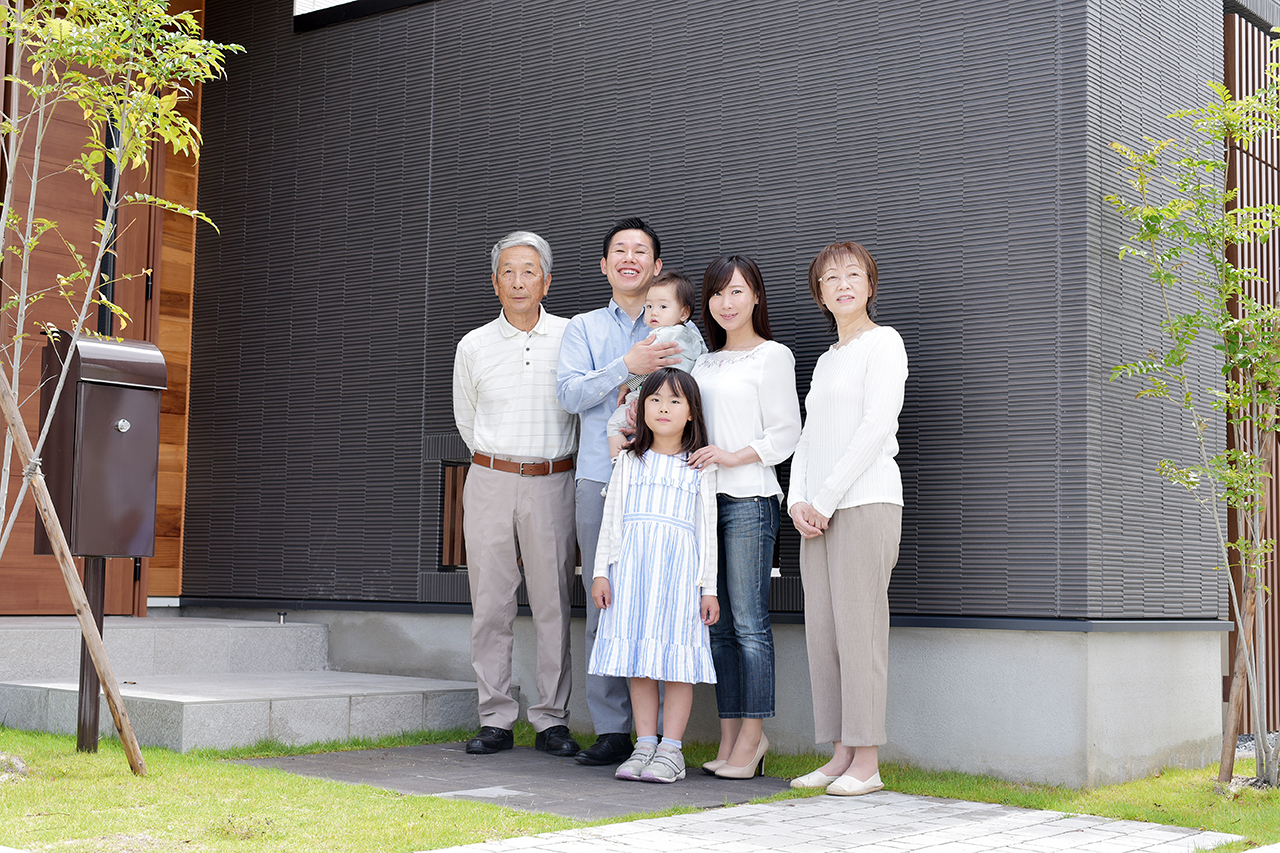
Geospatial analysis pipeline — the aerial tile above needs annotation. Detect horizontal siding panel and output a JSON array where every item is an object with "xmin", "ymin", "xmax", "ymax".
[{"xmin": 185, "ymin": 0, "xmax": 1225, "ymax": 617}]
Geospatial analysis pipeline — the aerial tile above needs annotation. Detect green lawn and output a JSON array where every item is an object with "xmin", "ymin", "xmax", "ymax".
[{"xmin": 0, "ymin": 726, "xmax": 1276, "ymax": 853}]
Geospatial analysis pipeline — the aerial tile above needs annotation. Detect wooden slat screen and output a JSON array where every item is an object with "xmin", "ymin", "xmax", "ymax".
[
  {"xmin": 440, "ymin": 462, "xmax": 467, "ymax": 569},
  {"xmin": 1224, "ymin": 11, "xmax": 1280, "ymax": 733}
]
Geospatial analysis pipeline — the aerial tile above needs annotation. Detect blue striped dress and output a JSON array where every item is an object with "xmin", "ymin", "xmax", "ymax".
[{"xmin": 590, "ymin": 451, "xmax": 716, "ymax": 684}]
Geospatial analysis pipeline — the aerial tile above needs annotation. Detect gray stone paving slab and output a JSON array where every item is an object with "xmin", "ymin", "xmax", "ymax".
[
  {"xmin": 239, "ymin": 741, "xmax": 788, "ymax": 820},
  {"xmin": 410, "ymin": 789, "xmax": 1242, "ymax": 853},
  {"xmin": 0, "ymin": 671, "xmax": 481, "ymax": 750}
]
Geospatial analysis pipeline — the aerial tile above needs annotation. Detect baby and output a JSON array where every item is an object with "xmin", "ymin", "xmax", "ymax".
[{"xmin": 607, "ymin": 269, "xmax": 708, "ymax": 458}]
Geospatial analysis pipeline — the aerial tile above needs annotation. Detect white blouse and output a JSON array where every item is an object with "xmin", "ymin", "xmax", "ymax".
[
  {"xmin": 692, "ymin": 340, "xmax": 802, "ymax": 499},
  {"xmin": 788, "ymin": 325, "xmax": 908, "ymax": 516}
]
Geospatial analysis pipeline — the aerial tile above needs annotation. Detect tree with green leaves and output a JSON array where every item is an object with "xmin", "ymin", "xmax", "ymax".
[
  {"xmin": 1109, "ymin": 72, "xmax": 1280, "ymax": 787},
  {"xmin": 0, "ymin": 0, "xmax": 239, "ymax": 774}
]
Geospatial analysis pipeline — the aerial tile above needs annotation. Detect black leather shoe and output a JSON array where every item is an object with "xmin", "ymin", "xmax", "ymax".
[
  {"xmin": 574, "ymin": 732, "xmax": 633, "ymax": 765},
  {"xmin": 535, "ymin": 725, "xmax": 580, "ymax": 757},
  {"xmin": 465, "ymin": 726, "xmax": 513, "ymax": 755}
]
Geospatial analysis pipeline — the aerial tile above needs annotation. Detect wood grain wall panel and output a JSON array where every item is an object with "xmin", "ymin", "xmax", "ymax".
[
  {"xmin": 0, "ymin": 0, "xmax": 205, "ymax": 611},
  {"xmin": 0, "ymin": 95, "xmax": 136, "ymax": 615},
  {"xmin": 142, "ymin": 1, "xmax": 205, "ymax": 597},
  {"xmin": 159, "ymin": 412, "xmax": 187, "ymax": 447}
]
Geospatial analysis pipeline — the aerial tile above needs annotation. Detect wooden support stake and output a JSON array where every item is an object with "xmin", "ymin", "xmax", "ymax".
[{"xmin": 0, "ymin": 376, "xmax": 146, "ymax": 776}]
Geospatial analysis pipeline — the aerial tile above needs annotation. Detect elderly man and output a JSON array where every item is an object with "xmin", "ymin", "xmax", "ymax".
[
  {"xmin": 452, "ymin": 230, "xmax": 580, "ymax": 757},
  {"xmin": 556, "ymin": 216, "xmax": 686, "ymax": 765}
]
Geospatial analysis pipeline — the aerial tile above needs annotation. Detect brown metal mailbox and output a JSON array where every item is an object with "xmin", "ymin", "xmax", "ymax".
[{"xmin": 33, "ymin": 333, "xmax": 167, "ymax": 558}]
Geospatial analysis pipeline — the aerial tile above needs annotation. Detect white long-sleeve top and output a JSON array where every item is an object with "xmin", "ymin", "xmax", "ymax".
[
  {"xmin": 788, "ymin": 325, "xmax": 908, "ymax": 517},
  {"xmin": 593, "ymin": 450, "xmax": 719, "ymax": 597},
  {"xmin": 691, "ymin": 340, "xmax": 802, "ymax": 499}
]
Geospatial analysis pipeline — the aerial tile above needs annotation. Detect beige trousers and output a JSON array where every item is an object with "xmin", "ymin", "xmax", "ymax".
[
  {"xmin": 463, "ymin": 462, "xmax": 576, "ymax": 731},
  {"xmin": 799, "ymin": 502, "xmax": 901, "ymax": 746}
]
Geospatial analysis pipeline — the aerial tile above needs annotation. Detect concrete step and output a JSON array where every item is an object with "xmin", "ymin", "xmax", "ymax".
[
  {"xmin": 0, "ymin": 671, "xmax": 482, "ymax": 751},
  {"xmin": 0, "ymin": 616, "xmax": 329, "ymax": 681}
]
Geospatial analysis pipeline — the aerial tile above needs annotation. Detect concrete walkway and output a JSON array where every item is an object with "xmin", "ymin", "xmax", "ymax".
[{"xmin": 424, "ymin": 789, "xmax": 1246, "ymax": 853}]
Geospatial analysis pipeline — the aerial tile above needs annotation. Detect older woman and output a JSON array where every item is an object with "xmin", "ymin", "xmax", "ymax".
[
  {"xmin": 688, "ymin": 255, "xmax": 801, "ymax": 779},
  {"xmin": 788, "ymin": 241, "xmax": 907, "ymax": 796}
]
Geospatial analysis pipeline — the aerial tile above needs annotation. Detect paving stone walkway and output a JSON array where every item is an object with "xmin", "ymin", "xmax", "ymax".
[
  {"xmin": 241, "ymin": 743, "xmax": 788, "ymax": 819},
  {"xmin": 425, "ymin": 789, "xmax": 1247, "ymax": 853}
]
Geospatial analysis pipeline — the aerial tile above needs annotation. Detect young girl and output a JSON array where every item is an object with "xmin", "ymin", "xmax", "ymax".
[{"xmin": 590, "ymin": 367, "xmax": 720, "ymax": 783}]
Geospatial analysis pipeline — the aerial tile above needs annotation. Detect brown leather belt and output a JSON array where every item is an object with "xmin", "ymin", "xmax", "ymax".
[{"xmin": 472, "ymin": 453, "xmax": 573, "ymax": 477}]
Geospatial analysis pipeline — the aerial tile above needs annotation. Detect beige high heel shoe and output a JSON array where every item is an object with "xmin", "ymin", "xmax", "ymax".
[{"xmin": 714, "ymin": 733, "xmax": 769, "ymax": 779}]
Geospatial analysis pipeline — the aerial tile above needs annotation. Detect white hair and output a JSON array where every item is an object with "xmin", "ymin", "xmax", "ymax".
[{"xmin": 490, "ymin": 231, "xmax": 552, "ymax": 277}]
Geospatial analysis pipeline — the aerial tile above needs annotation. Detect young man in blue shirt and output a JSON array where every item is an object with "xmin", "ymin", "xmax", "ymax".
[{"xmin": 556, "ymin": 217, "xmax": 688, "ymax": 765}]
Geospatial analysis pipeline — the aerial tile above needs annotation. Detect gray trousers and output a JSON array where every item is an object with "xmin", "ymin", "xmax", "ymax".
[
  {"xmin": 576, "ymin": 477, "xmax": 633, "ymax": 735},
  {"xmin": 800, "ymin": 502, "xmax": 901, "ymax": 746},
  {"xmin": 464, "ymin": 463, "xmax": 576, "ymax": 732}
]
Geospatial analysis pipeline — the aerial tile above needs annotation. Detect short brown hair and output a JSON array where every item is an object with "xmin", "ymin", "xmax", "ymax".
[
  {"xmin": 807, "ymin": 242, "xmax": 879, "ymax": 334},
  {"xmin": 648, "ymin": 269, "xmax": 697, "ymax": 320}
]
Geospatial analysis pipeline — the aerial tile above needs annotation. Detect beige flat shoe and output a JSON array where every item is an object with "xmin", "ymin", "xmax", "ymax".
[
  {"xmin": 791, "ymin": 769, "xmax": 840, "ymax": 789},
  {"xmin": 826, "ymin": 771, "xmax": 884, "ymax": 796}
]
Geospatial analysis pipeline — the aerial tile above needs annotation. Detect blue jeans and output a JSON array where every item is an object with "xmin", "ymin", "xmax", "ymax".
[{"xmin": 710, "ymin": 494, "xmax": 779, "ymax": 719}]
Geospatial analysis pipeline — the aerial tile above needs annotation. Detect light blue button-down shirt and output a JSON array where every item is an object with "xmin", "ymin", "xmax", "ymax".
[{"xmin": 556, "ymin": 300, "xmax": 698, "ymax": 484}]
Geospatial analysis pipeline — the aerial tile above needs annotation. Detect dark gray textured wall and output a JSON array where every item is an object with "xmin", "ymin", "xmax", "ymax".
[
  {"xmin": 1090, "ymin": 2, "xmax": 1228, "ymax": 619},
  {"xmin": 185, "ymin": 0, "xmax": 1227, "ymax": 619}
]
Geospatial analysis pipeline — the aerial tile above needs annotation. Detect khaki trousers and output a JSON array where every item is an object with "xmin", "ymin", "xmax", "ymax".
[
  {"xmin": 463, "ymin": 462, "xmax": 576, "ymax": 731},
  {"xmin": 799, "ymin": 503, "xmax": 901, "ymax": 746}
]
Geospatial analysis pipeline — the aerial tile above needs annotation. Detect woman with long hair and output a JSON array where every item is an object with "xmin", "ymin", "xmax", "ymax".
[{"xmin": 688, "ymin": 255, "xmax": 801, "ymax": 778}]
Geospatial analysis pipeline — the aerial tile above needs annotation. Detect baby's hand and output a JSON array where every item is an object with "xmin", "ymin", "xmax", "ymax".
[
  {"xmin": 592, "ymin": 577, "xmax": 612, "ymax": 609},
  {"xmin": 616, "ymin": 385, "xmax": 629, "ymax": 407},
  {"xmin": 700, "ymin": 595, "xmax": 719, "ymax": 626}
]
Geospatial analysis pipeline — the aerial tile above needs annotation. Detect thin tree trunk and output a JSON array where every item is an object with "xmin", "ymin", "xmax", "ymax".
[
  {"xmin": 1255, "ymin": 581, "xmax": 1267, "ymax": 778},
  {"xmin": 1220, "ymin": 625, "xmax": 1249, "ymax": 783},
  {"xmin": 1220, "ymin": 565, "xmax": 1258, "ymax": 784},
  {"xmin": 0, "ymin": 371, "xmax": 145, "ymax": 776}
]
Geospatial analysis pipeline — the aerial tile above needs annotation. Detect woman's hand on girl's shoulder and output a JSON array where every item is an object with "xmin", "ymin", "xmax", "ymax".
[
  {"xmin": 789, "ymin": 502, "xmax": 827, "ymax": 539},
  {"xmin": 700, "ymin": 594, "xmax": 719, "ymax": 626}
]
